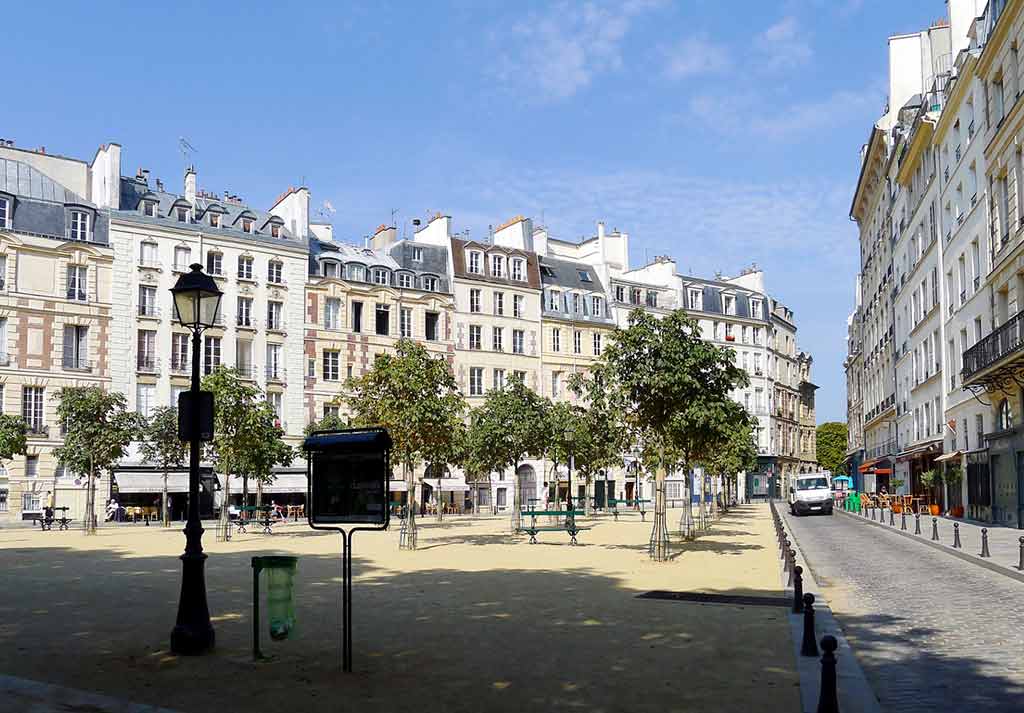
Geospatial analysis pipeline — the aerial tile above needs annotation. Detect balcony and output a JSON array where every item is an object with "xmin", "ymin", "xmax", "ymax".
[
  {"xmin": 236, "ymin": 364, "xmax": 258, "ymax": 380},
  {"xmin": 66, "ymin": 289, "xmax": 87, "ymax": 302},
  {"xmin": 138, "ymin": 259, "xmax": 161, "ymax": 270},
  {"xmin": 137, "ymin": 304, "xmax": 161, "ymax": 319},
  {"xmin": 169, "ymin": 358, "xmax": 190, "ymax": 376},
  {"xmin": 865, "ymin": 439, "xmax": 897, "ymax": 460},
  {"xmin": 266, "ymin": 366, "xmax": 286, "ymax": 383},
  {"xmin": 137, "ymin": 355, "xmax": 161, "ymax": 374},
  {"xmin": 237, "ymin": 317, "xmax": 259, "ymax": 330},
  {"xmin": 26, "ymin": 424, "xmax": 49, "ymax": 438},
  {"xmin": 62, "ymin": 355, "xmax": 92, "ymax": 372},
  {"xmin": 963, "ymin": 309, "xmax": 1024, "ymax": 386}
]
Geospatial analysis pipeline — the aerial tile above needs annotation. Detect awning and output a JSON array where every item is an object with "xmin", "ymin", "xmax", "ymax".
[
  {"xmin": 895, "ymin": 440, "xmax": 942, "ymax": 462},
  {"xmin": 115, "ymin": 473, "xmax": 190, "ymax": 494},
  {"xmin": 858, "ymin": 458, "xmax": 889, "ymax": 473},
  {"xmin": 224, "ymin": 472, "xmax": 307, "ymax": 494},
  {"xmin": 388, "ymin": 480, "xmax": 408, "ymax": 492},
  {"xmin": 874, "ymin": 468, "xmax": 892, "ymax": 475},
  {"xmin": 421, "ymin": 477, "xmax": 469, "ymax": 492},
  {"xmin": 933, "ymin": 450, "xmax": 963, "ymax": 463}
]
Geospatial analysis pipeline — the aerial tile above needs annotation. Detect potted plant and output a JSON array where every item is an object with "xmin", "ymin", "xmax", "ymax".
[
  {"xmin": 919, "ymin": 468, "xmax": 942, "ymax": 515},
  {"xmin": 945, "ymin": 465, "xmax": 964, "ymax": 518},
  {"xmin": 890, "ymin": 479, "xmax": 905, "ymax": 511}
]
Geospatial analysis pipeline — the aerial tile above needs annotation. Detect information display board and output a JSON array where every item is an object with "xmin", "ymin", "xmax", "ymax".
[{"xmin": 304, "ymin": 428, "xmax": 392, "ymax": 528}]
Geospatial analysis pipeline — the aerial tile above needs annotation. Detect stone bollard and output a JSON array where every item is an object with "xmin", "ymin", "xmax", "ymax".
[
  {"xmin": 800, "ymin": 593, "xmax": 818, "ymax": 657},
  {"xmin": 871, "ymin": 506, "xmax": 876, "ymax": 521},
  {"xmin": 817, "ymin": 635, "xmax": 839, "ymax": 713},
  {"xmin": 787, "ymin": 549, "xmax": 797, "ymax": 587},
  {"xmin": 784, "ymin": 539, "xmax": 792, "ymax": 566},
  {"xmin": 901, "ymin": 510, "xmax": 907, "ymax": 531},
  {"xmin": 792, "ymin": 565, "xmax": 804, "ymax": 613},
  {"xmin": 980, "ymin": 528, "xmax": 991, "ymax": 558},
  {"xmin": 889, "ymin": 508, "xmax": 895, "ymax": 526},
  {"xmin": 914, "ymin": 513, "xmax": 921, "ymax": 535},
  {"xmin": 931, "ymin": 517, "xmax": 940, "ymax": 541},
  {"xmin": 953, "ymin": 522, "xmax": 962, "ymax": 549}
]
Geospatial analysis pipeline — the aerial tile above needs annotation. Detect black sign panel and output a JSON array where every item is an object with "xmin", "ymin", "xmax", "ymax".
[
  {"xmin": 178, "ymin": 390, "xmax": 215, "ymax": 441},
  {"xmin": 305, "ymin": 428, "xmax": 391, "ymax": 528}
]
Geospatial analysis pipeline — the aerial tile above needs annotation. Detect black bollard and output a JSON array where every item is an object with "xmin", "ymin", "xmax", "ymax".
[
  {"xmin": 901, "ymin": 510, "xmax": 907, "ymax": 530},
  {"xmin": 1018, "ymin": 536, "xmax": 1024, "ymax": 570},
  {"xmin": 931, "ymin": 517, "xmax": 939, "ymax": 541},
  {"xmin": 980, "ymin": 528, "xmax": 991, "ymax": 558},
  {"xmin": 817, "ymin": 635, "xmax": 839, "ymax": 713},
  {"xmin": 787, "ymin": 549, "xmax": 797, "ymax": 586},
  {"xmin": 914, "ymin": 513, "xmax": 921, "ymax": 535},
  {"xmin": 871, "ymin": 506, "xmax": 876, "ymax": 521},
  {"xmin": 793, "ymin": 565, "xmax": 804, "ymax": 613},
  {"xmin": 953, "ymin": 522, "xmax": 962, "ymax": 549},
  {"xmin": 784, "ymin": 539, "xmax": 792, "ymax": 567},
  {"xmin": 801, "ymin": 593, "xmax": 818, "ymax": 657},
  {"xmin": 889, "ymin": 508, "xmax": 895, "ymax": 526}
]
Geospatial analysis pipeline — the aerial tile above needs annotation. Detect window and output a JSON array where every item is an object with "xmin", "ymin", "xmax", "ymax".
[
  {"xmin": 241, "ymin": 218, "xmax": 253, "ymax": 234},
  {"xmin": 592, "ymin": 296, "xmax": 603, "ymax": 317},
  {"xmin": 324, "ymin": 404, "xmax": 340, "ymax": 419},
  {"xmin": 593, "ymin": 333, "xmax": 602, "ymax": 355},
  {"xmin": 998, "ymin": 399, "xmax": 1014, "ymax": 430},
  {"xmin": 204, "ymin": 336, "xmax": 221, "ymax": 374},
  {"xmin": 63, "ymin": 325, "xmax": 88, "ymax": 369},
  {"xmin": 0, "ymin": 197, "xmax": 10, "ymax": 227},
  {"xmin": 270, "ymin": 224, "xmax": 281, "ymax": 238},
  {"xmin": 138, "ymin": 286, "xmax": 157, "ymax": 317},
  {"xmin": 573, "ymin": 330, "xmax": 582, "ymax": 354},
  {"xmin": 347, "ymin": 364, "xmax": 353, "ymax": 380},
  {"xmin": 174, "ymin": 246, "xmax": 190, "ymax": 271},
  {"xmin": 551, "ymin": 328, "xmax": 561, "ymax": 352},
  {"xmin": 725, "ymin": 323, "xmax": 734, "ymax": 340},
  {"xmin": 751, "ymin": 299, "xmax": 762, "ymax": 319},
  {"xmin": 512, "ymin": 329, "xmax": 525, "ymax": 354},
  {"xmin": 425, "ymin": 312, "xmax": 439, "ymax": 341},
  {"xmin": 549, "ymin": 289, "xmax": 561, "ymax": 311},
  {"xmin": 468, "ymin": 251, "xmax": 482, "ymax": 274},
  {"xmin": 469, "ymin": 325, "xmax": 482, "ymax": 350},
  {"xmin": 540, "ymin": 265, "xmax": 556, "ymax": 278},
  {"xmin": 348, "ymin": 264, "xmax": 366, "ymax": 282},
  {"xmin": 470, "ymin": 289, "xmax": 481, "ymax": 313},
  {"xmin": 238, "ymin": 255, "xmax": 253, "ymax": 280},
  {"xmin": 493, "ymin": 369, "xmax": 506, "ymax": 390},
  {"xmin": 514, "ymin": 295, "xmax": 524, "ymax": 318},
  {"xmin": 69, "ymin": 210, "xmax": 90, "ymax": 241},
  {"xmin": 206, "ymin": 252, "xmax": 223, "ymax": 275},
  {"xmin": 375, "ymin": 304, "xmax": 390, "ymax": 335},
  {"xmin": 493, "ymin": 326, "xmax": 504, "ymax": 352},
  {"xmin": 469, "ymin": 367, "xmax": 484, "ymax": 396},
  {"xmin": 323, "ymin": 261, "xmax": 339, "ymax": 278},
  {"xmin": 237, "ymin": 338, "xmax": 254, "ymax": 374},
  {"xmin": 308, "ymin": 358, "xmax": 316, "ymax": 378},
  {"xmin": 551, "ymin": 371, "xmax": 561, "ymax": 397},
  {"xmin": 572, "ymin": 293, "xmax": 581, "ymax": 314},
  {"xmin": 140, "ymin": 241, "xmax": 158, "ymax": 266},
  {"xmin": 266, "ymin": 344, "xmax": 282, "ymax": 380},
  {"xmin": 400, "ymin": 307, "xmax": 412, "ymax": 338},
  {"xmin": 267, "ymin": 301, "xmax": 283, "ymax": 331},
  {"xmin": 174, "ymin": 207, "xmax": 188, "ymax": 223},
  {"xmin": 171, "ymin": 333, "xmax": 189, "ymax": 371},
  {"xmin": 22, "ymin": 490, "xmax": 41, "ymax": 512},
  {"xmin": 491, "ymin": 254, "xmax": 504, "ymax": 277},
  {"xmin": 578, "ymin": 270, "xmax": 592, "ymax": 282},
  {"xmin": 66, "ymin": 265, "xmax": 87, "ymax": 301},
  {"xmin": 615, "ymin": 285, "xmax": 625, "ymax": 302},
  {"xmin": 0, "ymin": 254, "xmax": 6, "ymax": 290},
  {"xmin": 324, "ymin": 298, "xmax": 341, "ymax": 330},
  {"xmin": 741, "ymin": 326, "xmax": 749, "ymax": 344},
  {"xmin": 352, "ymin": 301, "xmax": 363, "ymax": 332},
  {"xmin": 0, "ymin": 317, "xmax": 6, "ymax": 361},
  {"xmin": 688, "ymin": 288, "xmax": 702, "ymax": 310},
  {"xmin": 269, "ymin": 391, "xmax": 283, "ymax": 422},
  {"xmin": 22, "ymin": 386, "xmax": 44, "ymax": 432},
  {"xmin": 398, "ymin": 273, "xmax": 412, "ymax": 288},
  {"xmin": 512, "ymin": 259, "xmax": 525, "ymax": 281},
  {"xmin": 422, "ymin": 276, "xmax": 438, "ymax": 292},
  {"xmin": 268, "ymin": 261, "xmax": 283, "ymax": 285},
  {"xmin": 494, "ymin": 292, "xmax": 504, "ymax": 316},
  {"xmin": 237, "ymin": 297, "xmax": 253, "ymax": 327},
  {"xmin": 137, "ymin": 330, "xmax": 156, "ymax": 371},
  {"xmin": 136, "ymin": 384, "xmax": 156, "ymax": 418},
  {"xmin": 373, "ymin": 269, "xmax": 389, "ymax": 285},
  {"xmin": 323, "ymin": 351, "xmax": 340, "ymax": 381},
  {"xmin": 412, "ymin": 247, "xmax": 424, "ymax": 262},
  {"xmin": 723, "ymin": 295, "xmax": 735, "ymax": 315},
  {"xmin": 210, "ymin": 212, "xmax": 220, "ymax": 228},
  {"xmin": 496, "ymin": 488, "xmax": 507, "ymax": 507}
]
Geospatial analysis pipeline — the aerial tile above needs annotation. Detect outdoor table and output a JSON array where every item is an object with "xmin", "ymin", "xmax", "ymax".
[
  {"xmin": 53, "ymin": 506, "xmax": 71, "ymax": 530},
  {"xmin": 287, "ymin": 504, "xmax": 304, "ymax": 521}
]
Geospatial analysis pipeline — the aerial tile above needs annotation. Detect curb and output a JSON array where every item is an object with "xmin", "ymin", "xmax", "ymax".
[
  {"xmin": 0, "ymin": 673, "xmax": 182, "ymax": 712},
  {"xmin": 777, "ymin": 508, "xmax": 883, "ymax": 713},
  {"xmin": 835, "ymin": 508, "xmax": 1024, "ymax": 585}
]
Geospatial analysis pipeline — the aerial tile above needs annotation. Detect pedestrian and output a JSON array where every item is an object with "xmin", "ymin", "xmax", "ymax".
[
  {"xmin": 166, "ymin": 495, "xmax": 173, "ymax": 523},
  {"xmin": 44, "ymin": 490, "xmax": 54, "ymax": 522}
]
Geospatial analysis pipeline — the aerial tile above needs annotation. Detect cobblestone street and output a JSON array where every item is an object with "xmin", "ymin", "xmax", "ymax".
[{"xmin": 785, "ymin": 509, "xmax": 1024, "ymax": 712}]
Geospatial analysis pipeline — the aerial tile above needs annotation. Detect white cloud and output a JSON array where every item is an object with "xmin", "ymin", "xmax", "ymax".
[
  {"xmin": 662, "ymin": 36, "xmax": 731, "ymax": 80},
  {"xmin": 492, "ymin": 0, "xmax": 665, "ymax": 101},
  {"xmin": 755, "ymin": 16, "xmax": 813, "ymax": 71}
]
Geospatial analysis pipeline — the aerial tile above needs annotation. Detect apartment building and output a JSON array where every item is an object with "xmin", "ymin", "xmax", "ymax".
[{"xmin": 0, "ymin": 149, "xmax": 114, "ymax": 522}]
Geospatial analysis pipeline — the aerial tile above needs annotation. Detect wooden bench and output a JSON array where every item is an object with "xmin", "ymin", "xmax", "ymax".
[
  {"xmin": 520, "ymin": 509, "xmax": 589, "ymax": 545},
  {"xmin": 608, "ymin": 499, "xmax": 650, "ymax": 521}
]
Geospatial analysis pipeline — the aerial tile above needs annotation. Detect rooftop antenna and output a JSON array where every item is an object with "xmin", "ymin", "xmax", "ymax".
[
  {"xmin": 178, "ymin": 137, "xmax": 197, "ymax": 167},
  {"xmin": 391, "ymin": 208, "xmax": 398, "ymax": 228},
  {"xmin": 316, "ymin": 200, "xmax": 336, "ymax": 222}
]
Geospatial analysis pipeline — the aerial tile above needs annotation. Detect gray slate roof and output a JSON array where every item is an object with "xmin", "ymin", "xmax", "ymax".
[{"xmin": 0, "ymin": 158, "xmax": 89, "ymax": 205}]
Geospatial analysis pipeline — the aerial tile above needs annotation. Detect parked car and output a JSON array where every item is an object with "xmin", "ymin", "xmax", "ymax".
[{"xmin": 788, "ymin": 473, "xmax": 834, "ymax": 516}]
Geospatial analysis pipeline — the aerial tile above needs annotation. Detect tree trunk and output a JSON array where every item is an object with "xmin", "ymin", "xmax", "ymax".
[
  {"xmin": 84, "ymin": 456, "xmax": 97, "ymax": 535},
  {"xmin": 511, "ymin": 460, "xmax": 521, "ymax": 533},
  {"xmin": 402, "ymin": 459, "xmax": 417, "ymax": 550},
  {"xmin": 163, "ymin": 470, "xmax": 170, "ymax": 527},
  {"xmin": 710, "ymin": 474, "xmax": 718, "ymax": 521},
  {"xmin": 243, "ymin": 474, "xmax": 250, "ymax": 511},
  {"xmin": 218, "ymin": 461, "xmax": 231, "ymax": 541},
  {"xmin": 649, "ymin": 447, "xmax": 669, "ymax": 561},
  {"xmin": 678, "ymin": 460, "xmax": 695, "ymax": 538},
  {"xmin": 697, "ymin": 470, "xmax": 707, "ymax": 529}
]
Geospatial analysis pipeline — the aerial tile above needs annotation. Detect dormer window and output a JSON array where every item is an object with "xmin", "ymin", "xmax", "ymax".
[
  {"xmin": 210, "ymin": 213, "xmax": 220, "ymax": 228},
  {"xmin": 69, "ymin": 210, "xmax": 90, "ymax": 241},
  {"xmin": 468, "ymin": 251, "xmax": 482, "ymax": 274},
  {"xmin": 549, "ymin": 289, "xmax": 561, "ymax": 311},
  {"xmin": 723, "ymin": 294, "xmax": 736, "ymax": 315},
  {"xmin": 688, "ymin": 288, "xmax": 702, "ymax": 310},
  {"xmin": 142, "ymin": 201, "xmax": 157, "ymax": 217},
  {"xmin": 540, "ymin": 265, "xmax": 556, "ymax": 278},
  {"xmin": 578, "ymin": 270, "xmax": 591, "ymax": 282},
  {"xmin": 423, "ymin": 276, "xmax": 438, "ymax": 292},
  {"xmin": 0, "ymin": 197, "xmax": 10, "ymax": 228},
  {"xmin": 512, "ymin": 259, "xmax": 525, "ymax": 281},
  {"xmin": 373, "ymin": 269, "xmax": 389, "ymax": 285},
  {"xmin": 348, "ymin": 264, "xmax": 365, "ymax": 282},
  {"xmin": 572, "ymin": 293, "xmax": 581, "ymax": 313},
  {"xmin": 592, "ymin": 295, "xmax": 603, "ymax": 316},
  {"xmin": 323, "ymin": 261, "xmax": 339, "ymax": 278},
  {"xmin": 491, "ymin": 254, "xmax": 505, "ymax": 277},
  {"xmin": 751, "ymin": 299, "xmax": 762, "ymax": 319},
  {"xmin": 412, "ymin": 247, "xmax": 424, "ymax": 262},
  {"xmin": 242, "ymin": 218, "xmax": 253, "ymax": 233},
  {"xmin": 398, "ymin": 273, "xmax": 412, "ymax": 288},
  {"xmin": 271, "ymin": 224, "xmax": 281, "ymax": 238},
  {"xmin": 176, "ymin": 207, "xmax": 188, "ymax": 223}
]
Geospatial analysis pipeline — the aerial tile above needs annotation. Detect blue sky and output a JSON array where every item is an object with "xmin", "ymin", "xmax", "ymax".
[{"xmin": 5, "ymin": 0, "xmax": 944, "ymax": 422}]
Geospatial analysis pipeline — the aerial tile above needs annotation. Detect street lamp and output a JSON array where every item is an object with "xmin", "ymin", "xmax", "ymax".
[{"xmin": 169, "ymin": 264, "xmax": 222, "ymax": 655}]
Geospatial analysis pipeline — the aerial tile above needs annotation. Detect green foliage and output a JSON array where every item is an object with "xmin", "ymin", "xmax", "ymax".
[
  {"xmin": 815, "ymin": 421, "xmax": 847, "ymax": 475},
  {"xmin": 347, "ymin": 339, "xmax": 466, "ymax": 471},
  {"xmin": 567, "ymin": 371, "xmax": 627, "ymax": 482},
  {"xmin": 0, "ymin": 414, "xmax": 27, "ymax": 462},
  {"xmin": 235, "ymin": 399, "xmax": 294, "ymax": 486},
  {"xmin": 919, "ymin": 468, "xmax": 941, "ymax": 488},
  {"xmin": 466, "ymin": 372, "xmax": 548, "ymax": 479},
  {"xmin": 304, "ymin": 412, "xmax": 350, "ymax": 437},
  {"xmin": 699, "ymin": 406, "xmax": 758, "ymax": 479},
  {"xmin": 53, "ymin": 387, "xmax": 144, "ymax": 477},
  {"xmin": 139, "ymin": 406, "xmax": 187, "ymax": 474}
]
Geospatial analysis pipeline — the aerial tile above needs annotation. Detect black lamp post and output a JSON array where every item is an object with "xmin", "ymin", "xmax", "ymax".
[
  {"xmin": 564, "ymin": 425, "xmax": 574, "ymax": 512},
  {"xmin": 169, "ymin": 264, "xmax": 222, "ymax": 655}
]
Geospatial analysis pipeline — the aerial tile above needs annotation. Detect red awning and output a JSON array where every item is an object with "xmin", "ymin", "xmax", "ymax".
[
  {"xmin": 874, "ymin": 468, "xmax": 892, "ymax": 475},
  {"xmin": 858, "ymin": 459, "xmax": 880, "ymax": 473}
]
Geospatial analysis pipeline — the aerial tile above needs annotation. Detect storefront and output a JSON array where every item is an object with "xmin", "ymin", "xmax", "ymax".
[
  {"xmin": 965, "ymin": 448, "xmax": 992, "ymax": 522},
  {"xmin": 113, "ymin": 468, "xmax": 217, "ymax": 520},
  {"xmin": 421, "ymin": 476, "xmax": 470, "ymax": 513},
  {"xmin": 221, "ymin": 471, "xmax": 308, "ymax": 509},
  {"xmin": 896, "ymin": 441, "xmax": 943, "ymax": 510},
  {"xmin": 858, "ymin": 457, "xmax": 892, "ymax": 493},
  {"xmin": 980, "ymin": 427, "xmax": 1022, "ymax": 528}
]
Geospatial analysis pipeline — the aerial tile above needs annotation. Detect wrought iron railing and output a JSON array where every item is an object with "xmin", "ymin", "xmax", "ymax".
[{"xmin": 963, "ymin": 309, "xmax": 1024, "ymax": 382}]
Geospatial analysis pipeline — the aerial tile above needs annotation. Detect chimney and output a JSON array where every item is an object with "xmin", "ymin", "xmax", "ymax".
[
  {"xmin": 184, "ymin": 166, "xmax": 196, "ymax": 205},
  {"xmin": 156, "ymin": 178, "xmax": 164, "ymax": 191},
  {"xmin": 141, "ymin": 169, "xmax": 150, "ymax": 185}
]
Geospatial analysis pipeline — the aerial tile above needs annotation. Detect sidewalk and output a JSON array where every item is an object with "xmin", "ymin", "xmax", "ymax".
[
  {"xmin": 0, "ymin": 673, "xmax": 181, "ymax": 712},
  {"xmin": 837, "ymin": 506, "xmax": 1024, "ymax": 582}
]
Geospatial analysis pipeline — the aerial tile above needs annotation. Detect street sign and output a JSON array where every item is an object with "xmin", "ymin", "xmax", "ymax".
[{"xmin": 178, "ymin": 390, "xmax": 215, "ymax": 441}]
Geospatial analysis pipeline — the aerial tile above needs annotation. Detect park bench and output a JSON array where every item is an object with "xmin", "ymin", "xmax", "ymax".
[
  {"xmin": 608, "ymin": 498, "xmax": 650, "ymax": 522},
  {"xmin": 520, "ymin": 509, "xmax": 589, "ymax": 545},
  {"xmin": 35, "ymin": 515, "xmax": 54, "ymax": 531}
]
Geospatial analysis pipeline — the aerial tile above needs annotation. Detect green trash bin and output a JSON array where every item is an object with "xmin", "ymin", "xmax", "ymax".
[
  {"xmin": 847, "ymin": 490, "xmax": 860, "ymax": 513},
  {"xmin": 252, "ymin": 555, "xmax": 298, "ymax": 659}
]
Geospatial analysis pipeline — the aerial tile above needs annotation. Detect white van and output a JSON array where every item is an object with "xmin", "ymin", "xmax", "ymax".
[{"xmin": 788, "ymin": 473, "xmax": 833, "ymax": 516}]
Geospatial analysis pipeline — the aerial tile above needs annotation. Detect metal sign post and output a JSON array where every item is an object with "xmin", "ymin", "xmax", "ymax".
[{"xmin": 304, "ymin": 428, "xmax": 392, "ymax": 673}]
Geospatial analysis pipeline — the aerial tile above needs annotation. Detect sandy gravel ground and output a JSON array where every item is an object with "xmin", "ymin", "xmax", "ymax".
[{"xmin": 0, "ymin": 504, "xmax": 798, "ymax": 713}]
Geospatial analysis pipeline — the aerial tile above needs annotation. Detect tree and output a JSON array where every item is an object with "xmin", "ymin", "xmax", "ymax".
[
  {"xmin": 303, "ymin": 412, "xmax": 349, "ymax": 437},
  {"xmin": 347, "ymin": 339, "xmax": 466, "ymax": 550},
  {"xmin": 816, "ymin": 422, "xmax": 847, "ymax": 475},
  {"xmin": 0, "ymin": 413, "xmax": 27, "ymax": 476},
  {"xmin": 465, "ymin": 373, "xmax": 549, "ymax": 532},
  {"xmin": 568, "ymin": 371, "xmax": 628, "ymax": 514},
  {"xmin": 592, "ymin": 310, "xmax": 749, "ymax": 560},
  {"xmin": 53, "ymin": 387, "xmax": 143, "ymax": 534},
  {"xmin": 234, "ymin": 399, "xmax": 294, "ymax": 511},
  {"xmin": 139, "ymin": 406, "xmax": 188, "ymax": 526},
  {"xmin": 202, "ymin": 366, "xmax": 263, "ymax": 539},
  {"xmin": 699, "ymin": 407, "xmax": 758, "ymax": 517}
]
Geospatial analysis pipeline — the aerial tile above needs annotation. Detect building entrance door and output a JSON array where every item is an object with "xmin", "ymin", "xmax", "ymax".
[{"xmin": 1016, "ymin": 452, "xmax": 1024, "ymax": 529}]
